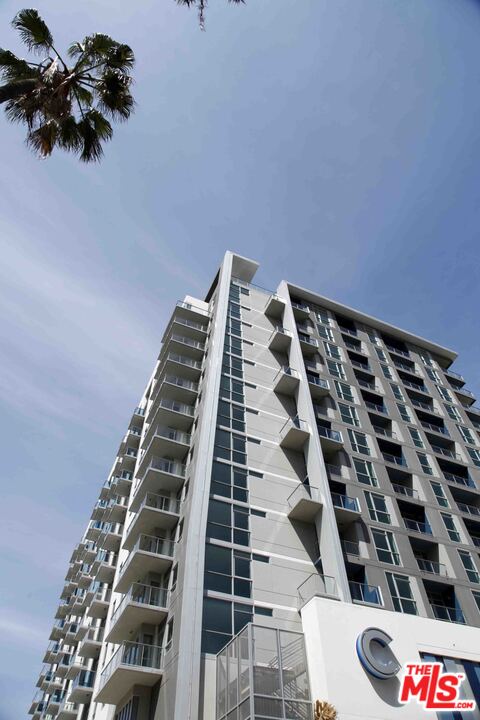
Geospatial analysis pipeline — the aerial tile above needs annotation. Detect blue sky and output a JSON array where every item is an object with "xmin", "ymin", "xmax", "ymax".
[{"xmin": 1, "ymin": 0, "xmax": 480, "ymax": 717}]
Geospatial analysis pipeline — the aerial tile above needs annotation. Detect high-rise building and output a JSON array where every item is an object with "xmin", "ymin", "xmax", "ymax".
[{"xmin": 29, "ymin": 252, "xmax": 480, "ymax": 720}]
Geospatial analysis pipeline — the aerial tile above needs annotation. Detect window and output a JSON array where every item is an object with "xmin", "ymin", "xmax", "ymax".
[
  {"xmin": 348, "ymin": 429, "xmax": 370, "ymax": 456},
  {"xmin": 353, "ymin": 458, "xmax": 378, "ymax": 486},
  {"xmin": 204, "ymin": 545, "xmax": 252, "ymax": 597},
  {"xmin": 458, "ymin": 551, "xmax": 480, "ymax": 584},
  {"xmin": 380, "ymin": 364, "xmax": 394, "ymax": 380},
  {"xmin": 214, "ymin": 430, "xmax": 247, "ymax": 465},
  {"xmin": 397, "ymin": 403, "xmax": 412, "ymax": 422},
  {"xmin": 365, "ymin": 492, "xmax": 391, "ymax": 524},
  {"xmin": 201, "ymin": 597, "xmax": 253, "ymax": 654},
  {"xmin": 222, "ymin": 353, "xmax": 243, "ymax": 379},
  {"xmin": 390, "ymin": 383, "xmax": 405, "ymax": 401},
  {"xmin": 473, "ymin": 591, "xmax": 480, "ymax": 612},
  {"xmin": 426, "ymin": 367, "xmax": 441, "ymax": 383},
  {"xmin": 444, "ymin": 403, "xmax": 461, "ymax": 421},
  {"xmin": 207, "ymin": 500, "xmax": 250, "ymax": 546},
  {"xmin": 386, "ymin": 573, "xmax": 417, "ymax": 615},
  {"xmin": 441, "ymin": 513, "xmax": 461, "ymax": 542},
  {"xmin": 217, "ymin": 401, "xmax": 245, "ymax": 432},
  {"xmin": 224, "ymin": 334, "xmax": 243, "ymax": 356},
  {"xmin": 366, "ymin": 330, "xmax": 380, "ymax": 346},
  {"xmin": 437, "ymin": 385, "xmax": 453, "ymax": 402},
  {"xmin": 210, "ymin": 462, "xmax": 248, "ymax": 502},
  {"xmin": 376, "ymin": 347, "xmax": 387, "ymax": 362},
  {"xmin": 324, "ymin": 341, "xmax": 341, "ymax": 360},
  {"xmin": 326, "ymin": 359, "xmax": 346, "ymax": 380},
  {"xmin": 419, "ymin": 352, "xmax": 434, "ymax": 367},
  {"xmin": 335, "ymin": 380, "xmax": 354, "ymax": 403},
  {"xmin": 430, "ymin": 481, "xmax": 449, "ymax": 508},
  {"xmin": 372, "ymin": 529, "xmax": 400, "ymax": 565},
  {"xmin": 220, "ymin": 376, "xmax": 244, "ymax": 404},
  {"xmin": 468, "ymin": 448, "xmax": 480, "ymax": 467},
  {"xmin": 458, "ymin": 425, "xmax": 476, "ymax": 445},
  {"xmin": 339, "ymin": 403, "xmax": 359, "ymax": 427},
  {"xmin": 316, "ymin": 309, "xmax": 330, "ymax": 326},
  {"xmin": 317, "ymin": 324, "xmax": 334, "ymax": 341},
  {"xmin": 417, "ymin": 452, "xmax": 433, "ymax": 475},
  {"xmin": 409, "ymin": 427, "xmax": 424, "ymax": 448}
]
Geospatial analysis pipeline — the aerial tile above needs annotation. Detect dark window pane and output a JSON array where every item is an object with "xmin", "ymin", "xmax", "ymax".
[
  {"xmin": 202, "ymin": 598, "xmax": 231, "ymax": 633},
  {"xmin": 233, "ymin": 529, "xmax": 249, "ymax": 546},
  {"xmin": 208, "ymin": 500, "xmax": 231, "ymax": 526},
  {"xmin": 205, "ymin": 572, "xmax": 231, "ymax": 594},
  {"xmin": 202, "ymin": 630, "xmax": 230, "ymax": 654},
  {"xmin": 234, "ymin": 578, "xmax": 252, "ymax": 598},
  {"xmin": 208, "ymin": 523, "xmax": 231, "ymax": 542},
  {"xmin": 205, "ymin": 544, "xmax": 232, "ymax": 575}
]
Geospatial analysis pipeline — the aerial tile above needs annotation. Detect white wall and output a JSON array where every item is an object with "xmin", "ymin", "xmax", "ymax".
[{"xmin": 301, "ymin": 597, "xmax": 480, "ymax": 720}]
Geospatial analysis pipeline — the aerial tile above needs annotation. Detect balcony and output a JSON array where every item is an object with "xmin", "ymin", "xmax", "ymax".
[
  {"xmin": 307, "ymin": 373, "xmax": 330, "ymax": 398},
  {"xmin": 402, "ymin": 378, "xmax": 427, "ymax": 393},
  {"xmin": 431, "ymin": 445, "xmax": 462, "ymax": 462},
  {"xmin": 91, "ymin": 499, "xmax": 109, "ymax": 522},
  {"xmin": 46, "ymin": 691, "xmax": 63, "ymax": 712},
  {"xmin": 268, "ymin": 325, "xmax": 292, "ymax": 352},
  {"xmin": 153, "ymin": 373, "xmax": 199, "ymax": 406},
  {"xmin": 364, "ymin": 400, "xmax": 387, "ymax": 415},
  {"xmin": 163, "ymin": 333, "xmax": 205, "ymax": 360},
  {"xmin": 443, "ymin": 471, "xmax": 476, "ymax": 489},
  {"xmin": 298, "ymin": 332, "xmax": 319, "ymax": 355},
  {"xmin": 113, "ymin": 471, "xmax": 133, "ymax": 497},
  {"xmin": 287, "ymin": 483, "xmax": 322, "ymax": 522},
  {"xmin": 349, "ymin": 581, "xmax": 383, "ymax": 606},
  {"xmin": 372, "ymin": 426, "xmax": 397, "ymax": 440},
  {"xmin": 454, "ymin": 386, "xmax": 476, "ymax": 406},
  {"xmin": 431, "ymin": 605, "xmax": 466, "ymax": 624},
  {"xmin": 445, "ymin": 368, "xmax": 464, "ymax": 383},
  {"xmin": 416, "ymin": 558, "xmax": 448, "ymax": 577},
  {"xmin": 291, "ymin": 301, "xmax": 310, "ymax": 319},
  {"xmin": 106, "ymin": 583, "xmax": 168, "ymax": 643},
  {"xmin": 264, "ymin": 293, "xmax": 285, "ymax": 319},
  {"xmin": 457, "ymin": 502, "xmax": 480, "ymax": 518},
  {"xmin": 318, "ymin": 426, "xmax": 343, "ymax": 451},
  {"xmin": 385, "ymin": 343, "xmax": 409, "ymax": 358},
  {"xmin": 124, "ymin": 493, "xmax": 180, "ymax": 550},
  {"xmin": 98, "ymin": 522, "xmax": 123, "ymax": 553},
  {"xmin": 297, "ymin": 573, "xmax": 338, "ymax": 607},
  {"xmin": 58, "ymin": 699, "xmax": 79, "ymax": 720},
  {"xmin": 87, "ymin": 586, "xmax": 111, "ymax": 619},
  {"xmin": 78, "ymin": 626, "xmax": 104, "ymax": 659},
  {"xmin": 421, "ymin": 420, "xmax": 449, "ymax": 437},
  {"xmin": 43, "ymin": 642, "xmax": 61, "ymax": 664},
  {"xmin": 29, "ymin": 692, "xmax": 46, "ymax": 718},
  {"xmin": 350, "ymin": 358, "xmax": 371, "ymax": 372},
  {"xmin": 382, "ymin": 453, "xmax": 407, "ymax": 467},
  {"xmin": 331, "ymin": 492, "xmax": 361, "ymax": 524},
  {"xmin": 391, "ymin": 483, "xmax": 419, "ymax": 500},
  {"xmin": 106, "ymin": 495, "xmax": 128, "ymax": 524},
  {"xmin": 403, "ymin": 518, "xmax": 432, "ymax": 535},
  {"xmin": 411, "ymin": 398, "xmax": 439, "ymax": 414},
  {"xmin": 273, "ymin": 366, "xmax": 300, "ymax": 396},
  {"xmin": 68, "ymin": 669, "xmax": 95, "ymax": 704},
  {"xmin": 86, "ymin": 520, "xmax": 107, "ymax": 543},
  {"xmin": 139, "ymin": 428, "xmax": 190, "ymax": 476},
  {"xmin": 157, "ymin": 352, "xmax": 202, "ymax": 382},
  {"xmin": 175, "ymin": 299, "xmax": 210, "ymax": 321},
  {"xmin": 166, "ymin": 315, "xmax": 208, "ymax": 343},
  {"xmin": 115, "ymin": 534, "xmax": 175, "ymax": 593},
  {"xmin": 149, "ymin": 397, "xmax": 195, "ymax": 431},
  {"xmin": 131, "ymin": 458, "xmax": 186, "ymax": 511},
  {"xmin": 279, "ymin": 416, "xmax": 310, "ymax": 451},
  {"xmin": 95, "ymin": 642, "xmax": 164, "ymax": 705},
  {"xmin": 341, "ymin": 540, "xmax": 360, "ymax": 557}
]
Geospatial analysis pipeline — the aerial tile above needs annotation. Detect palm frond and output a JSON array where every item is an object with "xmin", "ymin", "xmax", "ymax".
[
  {"xmin": 27, "ymin": 119, "xmax": 58, "ymax": 157},
  {"xmin": 57, "ymin": 115, "xmax": 82, "ymax": 151},
  {"xmin": 67, "ymin": 41, "xmax": 84, "ymax": 59},
  {"xmin": 77, "ymin": 109, "xmax": 112, "ymax": 162},
  {"xmin": 0, "ymin": 77, "xmax": 37, "ymax": 103},
  {"xmin": 12, "ymin": 9, "xmax": 53, "ymax": 54},
  {"xmin": 75, "ymin": 83, "xmax": 93, "ymax": 107},
  {"xmin": 0, "ymin": 49, "xmax": 36, "ymax": 80},
  {"xmin": 105, "ymin": 43, "xmax": 135, "ymax": 73},
  {"xmin": 95, "ymin": 70, "xmax": 134, "ymax": 120}
]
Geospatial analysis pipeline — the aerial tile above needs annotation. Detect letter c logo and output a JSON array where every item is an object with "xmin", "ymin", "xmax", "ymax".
[{"xmin": 356, "ymin": 627, "xmax": 401, "ymax": 680}]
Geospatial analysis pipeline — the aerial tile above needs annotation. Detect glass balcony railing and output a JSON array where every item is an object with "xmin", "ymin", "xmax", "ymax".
[
  {"xmin": 416, "ymin": 558, "xmax": 447, "ymax": 576},
  {"xmin": 443, "ymin": 472, "xmax": 475, "ymax": 489},
  {"xmin": 110, "ymin": 583, "xmax": 168, "ymax": 630},
  {"xmin": 372, "ymin": 426, "xmax": 396, "ymax": 439},
  {"xmin": 306, "ymin": 374, "xmax": 329, "ymax": 389},
  {"xmin": 298, "ymin": 573, "xmax": 338, "ymax": 605},
  {"xmin": 169, "ymin": 334, "xmax": 205, "ymax": 351},
  {"xmin": 382, "ymin": 453, "xmax": 407, "ymax": 467},
  {"xmin": 99, "ymin": 642, "xmax": 164, "ymax": 691},
  {"xmin": 164, "ymin": 374, "xmax": 199, "ymax": 392},
  {"xmin": 411, "ymin": 398, "xmax": 437, "ymax": 413},
  {"xmin": 404, "ymin": 518, "xmax": 432, "ymax": 535},
  {"xmin": 163, "ymin": 351, "xmax": 202, "ymax": 370},
  {"xmin": 431, "ymin": 445, "xmax": 461, "ymax": 461},
  {"xmin": 431, "ymin": 604, "xmax": 465, "ymax": 624},
  {"xmin": 318, "ymin": 426, "xmax": 343, "ymax": 443},
  {"xmin": 176, "ymin": 300, "xmax": 210, "ymax": 318},
  {"xmin": 133, "ymin": 406, "xmax": 145, "ymax": 416},
  {"xmin": 349, "ymin": 581, "xmax": 382, "ymax": 605},
  {"xmin": 331, "ymin": 492, "xmax": 359, "ymax": 513},
  {"xmin": 391, "ymin": 483, "xmax": 418, "ymax": 499},
  {"xmin": 119, "ymin": 535, "xmax": 175, "ymax": 577},
  {"xmin": 72, "ymin": 670, "xmax": 95, "ymax": 690},
  {"xmin": 158, "ymin": 397, "xmax": 195, "ymax": 416},
  {"xmin": 291, "ymin": 301, "xmax": 310, "ymax": 313},
  {"xmin": 298, "ymin": 333, "xmax": 318, "ymax": 347},
  {"xmin": 341, "ymin": 540, "xmax": 360, "ymax": 556},
  {"xmin": 153, "ymin": 426, "xmax": 191, "ymax": 446},
  {"xmin": 385, "ymin": 344, "xmax": 410, "ymax": 358},
  {"xmin": 403, "ymin": 379, "xmax": 426, "ymax": 392},
  {"xmin": 339, "ymin": 325, "xmax": 357, "ymax": 337},
  {"xmin": 365, "ymin": 401, "xmax": 387, "ymax": 415},
  {"xmin": 457, "ymin": 502, "xmax": 480, "ymax": 517},
  {"xmin": 172, "ymin": 316, "xmax": 208, "ymax": 333},
  {"xmin": 145, "ymin": 457, "xmax": 186, "ymax": 478},
  {"xmin": 445, "ymin": 368, "xmax": 464, "ymax": 382},
  {"xmin": 421, "ymin": 421, "xmax": 449, "ymax": 436}
]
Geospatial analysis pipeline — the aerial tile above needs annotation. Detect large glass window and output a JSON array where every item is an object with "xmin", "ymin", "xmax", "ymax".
[
  {"xmin": 348, "ymin": 429, "xmax": 370, "ymax": 456},
  {"xmin": 214, "ymin": 430, "xmax": 247, "ymax": 465},
  {"xmin": 390, "ymin": 383, "xmax": 405, "ymax": 401},
  {"xmin": 324, "ymin": 341, "xmax": 342, "ymax": 360},
  {"xmin": 386, "ymin": 573, "xmax": 417, "ymax": 615},
  {"xmin": 372, "ymin": 529, "xmax": 400, "ymax": 565},
  {"xmin": 430, "ymin": 481, "xmax": 449, "ymax": 508},
  {"xmin": 222, "ymin": 353, "xmax": 243, "ymax": 380},
  {"xmin": 317, "ymin": 324, "xmax": 334, "ymax": 341},
  {"xmin": 366, "ymin": 492, "xmax": 391, "ymax": 524},
  {"xmin": 397, "ymin": 403, "xmax": 412, "ymax": 422},
  {"xmin": 353, "ymin": 458, "xmax": 378, "ymax": 486},
  {"xmin": 437, "ymin": 385, "xmax": 453, "ymax": 402},
  {"xmin": 468, "ymin": 448, "xmax": 480, "ymax": 467},
  {"xmin": 335, "ymin": 380, "xmax": 354, "ymax": 403},
  {"xmin": 417, "ymin": 452, "xmax": 433, "ymax": 475},
  {"xmin": 217, "ymin": 401, "xmax": 245, "ymax": 433},
  {"xmin": 204, "ymin": 545, "xmax": 252, "ymax": 597},
  {"xmin": 339, "ymin": 403, "xmax": 359, "ymax": 427},
  {"xmin": 380, "ymin": 364, "xmax": 394, "ymax": 380},
  {"xmin": 207, "ymin": 500, "xmax": 250, "ymax": 546},
  {"xmin": 425, "ymin": 367, "xmax": 441, "ymax": 383},
  {"xmin": 441, "ymin": 513, "xmax": 461, "ymax": 542},
  {"xmin": 376, "ymin": 347, "xmax": 387, "ymax": 362},
  {"xmin": 316, "ymin": 309, "xmax": 330, "ymax": 326},
  {"xmin": 458, "ymin": 424, "xmax": 476, "ymax": 445},
  {"xmin": 409, "ymin": 427, "xmax": 424, "ymax": 448},
  {"xmin": 202, "ymin": 597, "xmax": 253, "ymax": 654},
  {"xmin": 210, "ymin": 462, "xmax": 248, "ymax": 502},
  {"xmin": 326, "ymin": 359, "xmax": 346, "ymax": 380},
  {"xmin": 459, "ymin": 551, "xmax": 480, "ymax": 584},
  {"xmin": 444, "ymin": 403, "xmax": 461, "ymax": 421},
  {"xmin": 220, "ymin": 376, "xmax": 244, "ymax": 404}
]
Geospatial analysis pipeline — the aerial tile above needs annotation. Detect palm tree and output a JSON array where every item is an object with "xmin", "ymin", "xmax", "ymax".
[
  {"xmin": 0, "ymin": 9, "xmax": 135, "ymax": 162},
  {"xmin": 176, "ymin": 0, "xmax": 245, "ymax": 31}
]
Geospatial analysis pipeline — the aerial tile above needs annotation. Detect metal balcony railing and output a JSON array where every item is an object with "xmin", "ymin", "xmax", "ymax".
[
  {"xmin": 298, "ymin": 574, "xmax": 338, "ymax": 605},
  {"xmin": 431, "ymin": 445, "xmax": 461, "ymax": 461},
  {"xmin": 72, "ymin": 670, "xmax": 95, "ymax": 690},
  {"xmin": 158, "ymin": 397, "xmax": 195, "ymax": 416},
  {"xmin": 385, "ymin": 344, "xmax": 409, "ymax": 358},
  {"xmin": 383, "ymin": 453, "xmax": 406, "ymax": 466},
  {"xmin": 119, "ymin": 535, "xmax": 175, "ymax": 577},
  {"xmin": 421, "ymin": 421, "xmax": 449, "ymax": 436},
  {"xmin": 416, "ymin": 558, "xmax": 447, "ymax": 576},
  {"xmin": 365, "ymin": 401, "xmax": 387, "ymax": 415},
  {"xmin": 306, "ymin": 374, "xmax": 329, "ymax": 389},
  {"xmin": 404, "ymin": 518, "xmax": 432, "ymax": 535},
  {"xmin": 443, "ymin": 472, "xmax": 475, "ymax": 489},
  {"xmin": 110, "ymin": 583, "xmax": 168, "ymax": 631},
  {"xmin": 372, "ymin": 426, "xmax": 396, "ymax": 439},
  {"xmin": 341, "ymin": 540, "xmax": 360, "ymax": 556},
  {"xmin": 318, "ymin": 426, "xmax": 343, "ymax": 443},
  {"xmin": 391, "ymin": 483, "xmax": 418, "ymax": 499},
  {"xmin": 98, "ymin": 642, "xmax": 164, "ymax": 691},
  {"xmin": 176, "ymin": 300, "xmax": 210, "ymax": 318},
  {"xmin": 457, "ymin": 502, "xmax": 480, "ymax": 517},
  {"xmin": 331, "ymin": 493, "xmax": 359, "ymax": 512},
  {"xmin": 431, "ymin": 604, "xmax": 465, "ymax": 624}
]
